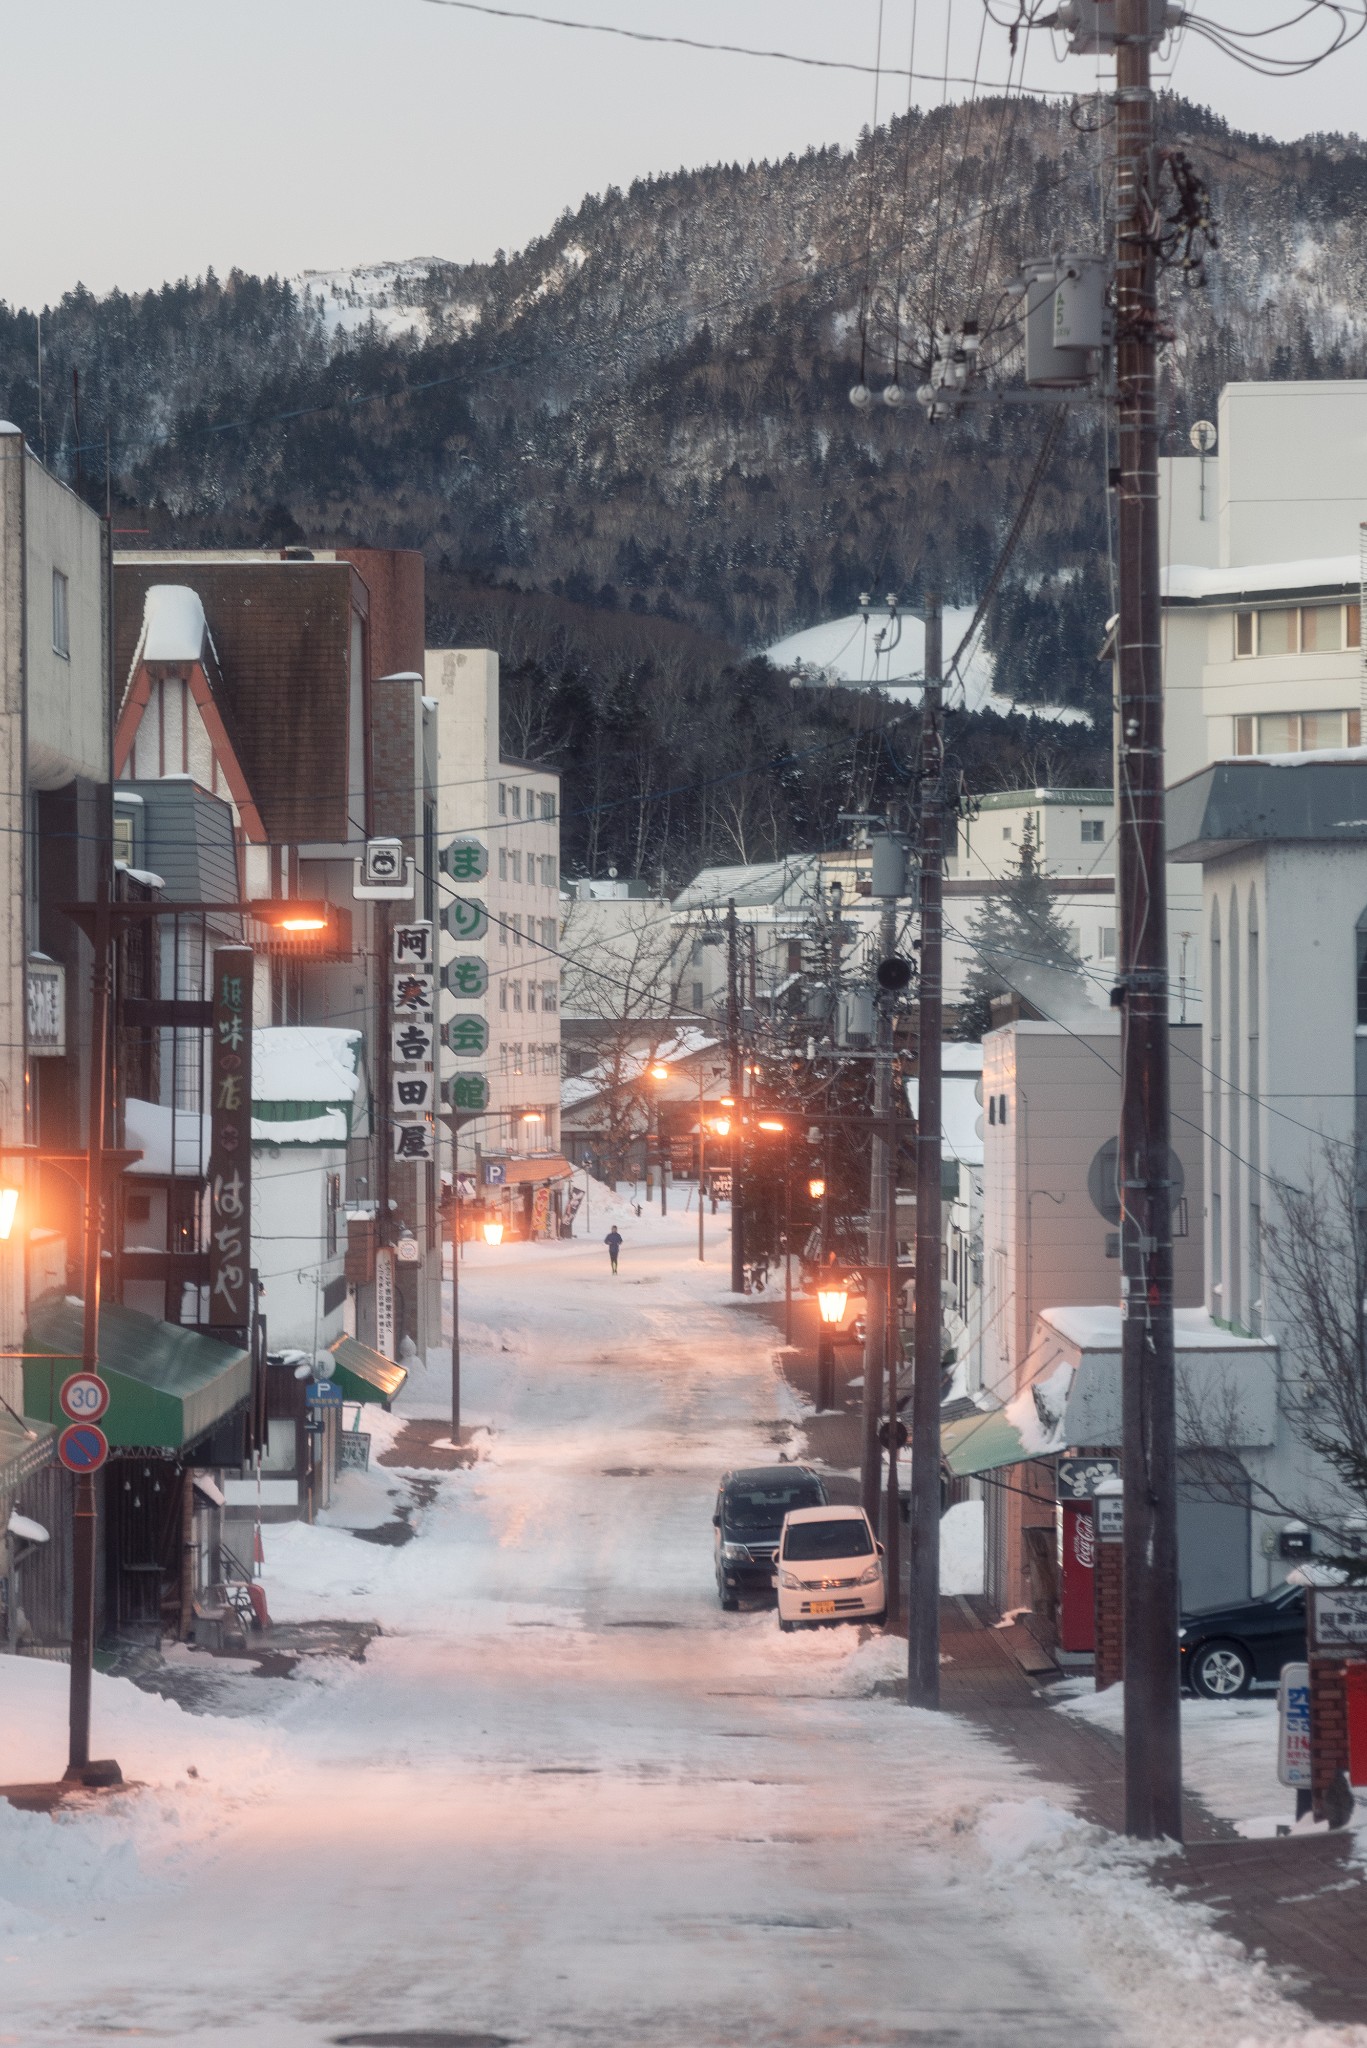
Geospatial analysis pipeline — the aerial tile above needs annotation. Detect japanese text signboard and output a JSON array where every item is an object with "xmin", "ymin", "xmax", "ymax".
[
  {"xmin": 208, "ymin": 947, "xmax": 254, "ymax": 1329},
  {"xmin": 1312, "ymin": 1587, "xmax": 1367, "ymax": 1649},
  {"xmin": 393, "ymin": 922, "xmax": 433, "ymax": 968},
  {"xmin": 1277, "ymin": 1663, "xmax": 1313, "ymax": 1787}
]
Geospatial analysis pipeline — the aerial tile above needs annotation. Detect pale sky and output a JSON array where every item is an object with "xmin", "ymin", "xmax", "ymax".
[{"xmin": 4, "ymin": 1, "xmax": 1365, "ymax": 309}]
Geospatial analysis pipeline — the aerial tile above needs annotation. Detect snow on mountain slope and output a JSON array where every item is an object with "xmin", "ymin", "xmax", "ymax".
[
  {"xmin": 293, "ymin": 256, "xmax": 480, "ymax": 340},
  {"xmin": 765, "ymin": 611, "xmax": 1090, "ymax": 725}
]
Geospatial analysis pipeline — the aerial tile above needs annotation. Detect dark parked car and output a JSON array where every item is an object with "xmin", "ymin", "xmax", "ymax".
[
  {"xmin": 1179, "ymin": 1581, "xmax": 1307, "ymax": 1697},
  {"xmin": 713, "ymin": 1466, "xmax": 827, "ymax": 1608}
]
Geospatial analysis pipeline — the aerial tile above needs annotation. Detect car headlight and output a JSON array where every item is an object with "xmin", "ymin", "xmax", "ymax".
[
  {"xmin": 856, "ymin": 1561, "xmax": 883, "ymax": 1585},
  {"xmin": 1177, "ymin": 1627, "xmax": 1188, "ymax": 1642},
  {"xmin": 721, "ymin": 1542, "xmax": 752, "ymax": 1564},
  {"xmin": 778, "ymin": 1570, "xmax": 801, "ymax": 1589}
]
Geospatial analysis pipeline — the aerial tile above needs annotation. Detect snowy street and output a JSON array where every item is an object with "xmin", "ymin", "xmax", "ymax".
[{"xmin": 0, "ymin": 1216, "xmax": 1348, "ymax": 2047}]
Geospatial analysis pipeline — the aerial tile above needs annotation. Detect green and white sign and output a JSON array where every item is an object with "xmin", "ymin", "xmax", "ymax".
[{"xmin": 439, "ymin": 839, "xmax": 489, "ymax": 884}]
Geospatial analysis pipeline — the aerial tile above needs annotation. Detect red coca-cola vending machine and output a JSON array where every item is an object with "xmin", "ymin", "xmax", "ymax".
[{"xmin": 1057, "ymin": 1456, "xmax": 1120, "ymax": 1654}]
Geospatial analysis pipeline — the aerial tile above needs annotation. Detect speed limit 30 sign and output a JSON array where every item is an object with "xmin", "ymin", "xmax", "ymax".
[{"xmin": 60, "ymin": 1373, "xmax": 110, "ymax": 1423}]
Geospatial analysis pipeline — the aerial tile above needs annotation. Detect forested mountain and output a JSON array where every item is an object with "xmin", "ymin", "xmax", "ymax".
[{"xmin": 3, "ymin": 94, "xmax": 1364, "ymax": 878}]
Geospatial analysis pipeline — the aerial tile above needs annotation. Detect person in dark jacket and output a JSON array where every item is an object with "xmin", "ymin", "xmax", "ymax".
[{"xmin": 605, "ymin": 1227, "xmax": 623, "ymax": 1274}]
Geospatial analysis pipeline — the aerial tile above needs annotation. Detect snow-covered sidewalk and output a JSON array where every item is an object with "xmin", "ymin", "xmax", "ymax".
[{"xmin": 1, "ymin": 1214, "xmax": 1359, "ymax": 2045}]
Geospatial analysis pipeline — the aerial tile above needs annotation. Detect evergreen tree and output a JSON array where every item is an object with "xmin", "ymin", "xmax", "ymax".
[{"xmin": 959, "ymin": 815, "xmax": 1086, "ymax": 1038}]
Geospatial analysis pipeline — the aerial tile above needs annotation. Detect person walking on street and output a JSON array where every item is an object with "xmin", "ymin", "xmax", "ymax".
[{"xmin": 605, "ymin": 1227, "xmax": 623, "ymax": 1275}]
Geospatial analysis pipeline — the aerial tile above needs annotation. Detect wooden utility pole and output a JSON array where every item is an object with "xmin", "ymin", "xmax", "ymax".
[
  {"xmin": 907, "ymin": 588, "xmax": 944, "ymax": 1709},
  {"xmin": 861, "ymin": 893, "xmax": 896, "ymax": 1527},
  {"xmin": 1114, "ymin": 0, "xmax": 1182, "ymax": 1841},
  {"xmin": 726, "ymin": 899, "xmax": 745, "ymax": 1294}
]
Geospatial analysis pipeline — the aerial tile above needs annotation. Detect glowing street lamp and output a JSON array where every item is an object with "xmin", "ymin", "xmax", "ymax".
[
  {"xmin": 808, "ymin": 1177, "xmax": 826, "ymax": 1201},
  {"xmin": 757, "ymin": 1118, "xmax": 786, "ymax": 1134},
  {"xmin": 646, "ymin": 1064, "xmax": 671, "ymax": 1214},
  {"xmin": 709, "ymin": 1116, "xmax": 731, "ymax": 1138},
  {"xmin": 482, "ymin": 1219, "xmax": 505, "ymax": 1246},
  {"xmin": 0, "ymin": 1186, "xmax": 18, "ymax": 1240},
  {"xmin": 815, "ymin": 1284, "xmax": 848, "ymax": 1415}
]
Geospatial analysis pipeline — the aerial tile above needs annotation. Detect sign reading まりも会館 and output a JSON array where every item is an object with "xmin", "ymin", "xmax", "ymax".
[{"xmin": 208, "ymin": 947, "xmax": 254, "ymax": 1329}]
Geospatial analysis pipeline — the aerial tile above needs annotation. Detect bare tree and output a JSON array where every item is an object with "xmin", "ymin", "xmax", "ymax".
[
  {"xmin": 1180, "ymin": 1145, "xmax": 1367, "ymax": 1573},
  {"xmin": 560, "ymin": 900, "xmax": 699, "ymax": 1182}
]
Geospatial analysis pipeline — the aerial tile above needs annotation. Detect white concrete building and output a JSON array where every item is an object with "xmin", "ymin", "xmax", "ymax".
[
  {"xmin": 251, "ymin": 1027, "xmax": 362, "ymax": 1353},
  {"xmin": 1158, "ymin": 380, "xmax": 1367, "ymax": 1021},
  {"xmin": 947, "ymin": 788, "xmax": 1120, "ymax": 1003},
  {"xmin": 424, "ymin": 649, "xmax": 562, "ymax": 1171}
]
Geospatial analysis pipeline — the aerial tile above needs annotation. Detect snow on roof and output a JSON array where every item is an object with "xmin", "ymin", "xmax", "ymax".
[
  {"xmin": 673, "ymin": 858, "xmax": 818, "ymax": 910},
  {"xmin": 124, "ymin": 1097, "xmax": 212, "ymax": 1177},
  {"xmin": 1002, "ymin": 1358, "xmax": 1075, "ymax": 1458},
  {"xmin": 1039, "ymin": 1305, "xmax": 1274, "ymax": 1351},
  {"xmin": 1163, "ymin": 556, "xmax": 1359, "ymax": 603},
  {"xmin": 141, "ymin": 584, "xmax": 208, "ymax": 663},
  {"xmin": 253, "ymin": 1027, "xmax": 362, "ymax": 1106},
  {"xmin": 254, "ymin": 1109, "xmax": 349, "ymax": 1146},
  {"xmin": 906, "ymin": 1068, "xmax": 984, "ymax": 1167},
  {"xmin": 562, "ymin": 1028, "xmax": 722, "ymax": 1109}
]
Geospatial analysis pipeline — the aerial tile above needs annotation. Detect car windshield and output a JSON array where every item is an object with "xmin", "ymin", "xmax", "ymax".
[
  {"xmin": 725, "ymin": 1483, "xmax": 821, "ymax": 1530},
  {"xmin": 784, "ymin": 1518, "xmax": 873, "ymax": 1561}
]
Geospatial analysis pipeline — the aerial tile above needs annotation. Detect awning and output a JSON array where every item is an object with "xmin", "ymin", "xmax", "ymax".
[
  {"xmin": 0, "ymin": 1415, "xmax": 56, "ymax": 1498},
  {"xmin": 493, "ymin": 1156, "xmax": 574, "ymax": 1187},
  {"xmin": 23, "ymin": 1298, "xmax": 250, "ymax": 1452},
  {"xmin": 327, "ymin": 1335, "xmax": 407, "ymax": 1408},
  {"xmin": 941, "ymin": 1406, "xmax": 1042, "ymax": 1479}
]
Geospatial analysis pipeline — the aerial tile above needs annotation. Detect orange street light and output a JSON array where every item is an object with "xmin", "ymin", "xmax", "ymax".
[
  {"xmin": 709, "ymin": 1116, "xmax": 731, "ymax": 1138},
  {"xmin": 0, "ymin": 1186, "xmax": 18, "ymax": 1240},
  {"xmin": 808, "ymin": 1177, "xmax": 826, "ymax": 1200},
  {"xmin": 720, "ymin": 1095, "xmax": 735, "ymax": 1108},
  {"xmin": 482, "ymin": 1220, "xmax": 505, "ymax": 1246},
  {"xmin": 817, "ymin": 1285, "xmax": 848, "ymax": 1327},
  {"xmin": 649, "ymin": 1063, "xmax": 670, "ymax": 1081},
  {"xmin": 757, "ymin": 1118, "xmax": 785, "ymax": 1133}
]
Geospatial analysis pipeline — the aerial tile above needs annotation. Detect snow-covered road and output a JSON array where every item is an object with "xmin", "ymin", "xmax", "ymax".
[{"xmin": 0, "ymin": 1216, "xmax": 1344, "ymax": 2046}]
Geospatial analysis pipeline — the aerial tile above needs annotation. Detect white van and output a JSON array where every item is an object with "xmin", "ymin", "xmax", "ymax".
[{"xmin": 775, "ymin": 1505, "xmax": 886, "ymax": 1631}]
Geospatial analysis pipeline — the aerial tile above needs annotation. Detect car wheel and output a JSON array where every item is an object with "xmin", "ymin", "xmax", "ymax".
[
  {"xmin": 717, "ymin": 1572, "xmax": 739, "ymax": 1612},
  {"xmin": 779, "ymin": 1618, "xmax": 795, "ymax": 1633},
  {"xmin": 1190, "ymin": 1638, "xmax": 1253, "ymax": 1699},
  {"xmin": 867, "ymin": 1609, "xmax": 888, "ymax": 1629}
]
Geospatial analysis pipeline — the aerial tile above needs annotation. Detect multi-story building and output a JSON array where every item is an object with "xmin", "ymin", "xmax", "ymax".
[
  {"xmin": 424, "ymin": 649, "xmax": 566, "ymax": 1218},
  {"xmin": 0, "ymin": 420, "xmax": 110, "ymax": 1650},
  {"xmin": 1156, "ymin": 380, "xmax": 1367, "ymax": 1022}
]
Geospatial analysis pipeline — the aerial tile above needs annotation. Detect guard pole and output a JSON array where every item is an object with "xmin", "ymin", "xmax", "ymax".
[
  {"xmin": 907, "ymin": 588, "xmax": 944, "ymax": 1709},
  {"xmin": 1115, "ymin": 0, "xmax": 1182, "ymax": 1840}
]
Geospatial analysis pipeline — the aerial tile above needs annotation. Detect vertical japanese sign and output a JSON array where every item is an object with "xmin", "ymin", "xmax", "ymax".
[
  {"xmin": 208, "ymin": 946, "xmax": 254, "ymax": 1329},
  {"xmin": 375, "ymin": 1246, "xmax": 396, "ymax": 1359}
]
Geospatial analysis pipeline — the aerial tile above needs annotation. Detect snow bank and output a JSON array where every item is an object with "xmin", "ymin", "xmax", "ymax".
[{"xmin": 940, "ymin": 1498, "xmax": 985, "ymax": 1596}]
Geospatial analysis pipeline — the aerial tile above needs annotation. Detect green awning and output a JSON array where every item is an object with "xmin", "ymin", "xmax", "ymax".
[
  {"xmin": 941, "ymin": 1406, "xmax": 1039, "ymax": 1479},
  {"xmin": 0, "ymin": 1415, "xmax": 56, "ymax": 1497},
  {"xmin": 23, "ymin": 1299, "xmax": 250, "ymax": 1452},
  {"xmin": 328, "ymin": 1335, "xmax": 407, "ymax": 1408}
]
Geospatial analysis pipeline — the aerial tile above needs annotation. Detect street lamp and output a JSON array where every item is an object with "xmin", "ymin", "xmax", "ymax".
[
  {"xmin": 483, "ymin": 1219, "xmax": 505, "ymax": 1246},
  {"xmin": 648, "ymin": 1062, "xmax": 670, "ymax": 1216},
  {"xmin": 816, "ymin": 1284, "xmax": 848, "ymax": 1413},
  {"xmin": 754, "ymin": 1116, "xmax": 793, "ymax": 1336},
  {"xmin": 0, "ymin": 1185, "xmax": 19, "ymax": 1239},
  {"xmin": 808, "ymin": 1177, "xmax": 825, "ymax": 1201}
]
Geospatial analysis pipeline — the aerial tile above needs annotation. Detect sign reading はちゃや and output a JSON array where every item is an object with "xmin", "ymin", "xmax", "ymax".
[{"xmin": 208, "ymin": 947, "xmax": 254, "ymax": 1328}]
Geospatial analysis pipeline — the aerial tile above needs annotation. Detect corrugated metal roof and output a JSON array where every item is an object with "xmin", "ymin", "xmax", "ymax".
[
  {"xmin": 0, "ymin": 1416, "xmax": 57, "ymax": 1499},
  {"xmin": 328, "ymin": 1336, "xmax": 407, "ymax": 1407},
  {"xmin": 24, "ymin": 1299, "xmax": 250, "ymax": 1451}
]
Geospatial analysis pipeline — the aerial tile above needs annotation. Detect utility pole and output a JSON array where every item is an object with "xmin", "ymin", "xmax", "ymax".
[
  {"xmin": 908, "ymin": 587, "xmax": 944, "ymax": 1709},
  {"xmin": 1114, "ymin": 0, "xmax": 1182, "ymax": 1842},
  {"xmin": 726, "ymin": 899, "xmax": 744, "ymax": 1294},
  {"xmin": 449, "ymin": 1183, "xmax": 462, "ymax": 1437},
  {"xmin": 861, "ymin": 886, "xmax": 897, "ymax": 1528}
]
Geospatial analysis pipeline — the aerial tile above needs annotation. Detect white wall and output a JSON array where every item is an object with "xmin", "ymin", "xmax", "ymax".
[
  {"xmin": 252, "ymin": 1143, "xmax": 348, "ymax": 1352},
  {"xmin": 1219, "ymin": 381, "xmax": 1367, "ymax": 567}
]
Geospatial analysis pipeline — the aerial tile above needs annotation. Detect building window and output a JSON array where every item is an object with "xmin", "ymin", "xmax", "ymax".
[
  {"xmin": 540, "ymin": 792, "xmax": 557, "ymax": 821},
  {"xmin": 1002, "ymin": 825, "xmax": 1012, "ymax": 841},
  {"xmin": 512, "ymin": 914, "xmax": 522, "ymax": 944},
  {"xmin": 1235, "ymin": 602, "xmax": 1361, "ymax": 658},
  {"xmin": 511, "ymin": 786, "xmax": 522, "ymax": 819},
  {"xmin": 325, "ymin": 1172, "xmax": 342, "ymax": 1256},
  {"xmin": 527, "ymin": 981, "xmax": 537, "ymax": 1012},
  {"xmin": 542, "ymin": 979, "xmax": 558, "ymax": 1013},
  {"xmin": 51, "ymin": 569, "xmax": 69, "ymax": 658},
  {"xmin": 500, "ymin": 1044, "xmax": 509, "ymax": 1075},
  {"xmin": 499, "ymin": 980, "xmax": 508, "ymax": 1011},
  {"xmin": 542, "ymin": 917, "xmax": 558, "ymax": 948},
  {"xmin": 512, "ymin": 1043, "xmax": 523, "ymax": 1075},
  {"xmin": 499, "ymin": 918, "xmax": 508, "ymax": 948},
  {"xmin": 1099, "ymin": 926, "xmax": 1117, "ymax": 960},
  {"xmin": 498, "ymin": 847, "xmax": 508, "ymax": 880},
  {"xmin": 498, "ymin": 783, "xmax": 508, "ymax": 816},
  {"xmin": 512, "ymin": 980, "xmax": 522, "ymax": 1010},
  {"xmin": 1081, "ymin": 819, "xmax": 1105, "ymax": 844},
  {"xmin": 691, "ymin": 979, "xmax": 704, "ymax": 1012},
  {"xmin": 1235, "ymin": 709, "xmax": 1361, "ymax": 755},
  {"xmin": 787, "ymin": 939, "xmax": 803, "ymax": 974},
  {"xmin": 113, "ymin": 807, "xmax": 138, "ymax": 867},
  {"xmin": 510, "ymin": 850, "xmax": 521, "ymax": 883}
]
